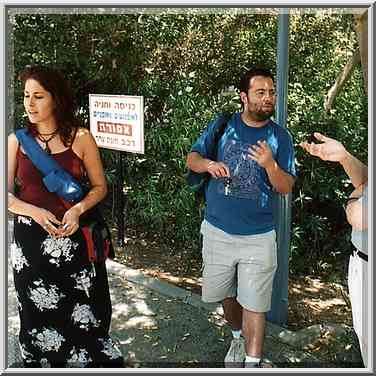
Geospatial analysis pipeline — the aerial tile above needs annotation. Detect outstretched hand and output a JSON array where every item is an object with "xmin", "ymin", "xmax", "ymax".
[{"xmin": 300, "ymin": 132, "xmax": 348, "ymax": 163}]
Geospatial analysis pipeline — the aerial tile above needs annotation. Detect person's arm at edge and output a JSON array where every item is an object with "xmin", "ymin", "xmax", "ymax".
[
  {"xmin": 300, "ymin": 132, "xmax": 367, "ymax": 189},
  {"xmin": 340, "ymin": 152, "xmax": 368, "ymax": 189},
  {"xmin": 346, "ymin": 183, "xmax": 367, "ymax": 231}
]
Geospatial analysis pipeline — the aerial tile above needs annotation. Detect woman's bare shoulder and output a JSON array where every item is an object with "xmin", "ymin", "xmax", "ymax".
[
  {"xmin": 8, "ymin": 132, "xmax": 19, "ymax": 146},
  {"xmin": 72, "ymin": 127, "xmax": 94, "ymax": 144},
  {"xmin": 72, "ymin": 127, "xmax": 97, "ymax": 155},
  {"xmin": 75, "ymin": 126, "xmax": 91, "ymax": 138}
]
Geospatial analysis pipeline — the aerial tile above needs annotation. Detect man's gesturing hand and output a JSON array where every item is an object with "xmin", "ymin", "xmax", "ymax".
[{"xmin": 248, "ymin": 140, "xmax": 274, "ymax": 169}]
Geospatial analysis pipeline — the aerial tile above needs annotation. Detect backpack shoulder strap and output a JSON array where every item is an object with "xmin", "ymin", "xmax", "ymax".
[
  {"xmin": 212, "ymin": 112, "xmax": 231, "ymax": 161},
  {"xmin": 15, "ymin": 128, "xmax": 60, "ymax": 176}
]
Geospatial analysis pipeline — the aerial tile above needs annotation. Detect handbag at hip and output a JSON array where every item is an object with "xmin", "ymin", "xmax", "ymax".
[{"xmin": 80, "ymin": 207, "xmax": 115, "ymax": 263}]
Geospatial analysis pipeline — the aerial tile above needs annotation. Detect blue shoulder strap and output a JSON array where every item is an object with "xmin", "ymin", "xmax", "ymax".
[
  {"xmin": 15, "ymin": 128, "xmax": 84, "ymax": 203},
  {"xmin": 15, "ymin": 128, "xmax": 61, "ymax": 176}
]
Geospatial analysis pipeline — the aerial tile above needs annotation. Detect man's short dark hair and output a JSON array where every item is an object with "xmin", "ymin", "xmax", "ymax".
[{"xmin": 238, "ymin": 66, "xmax": 274, "ymax": 94}]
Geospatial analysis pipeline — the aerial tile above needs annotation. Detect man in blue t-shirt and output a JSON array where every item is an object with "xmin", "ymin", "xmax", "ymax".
[{"xmin": 187, "ymin": 66, "xmax": 296, "ymax": 367}]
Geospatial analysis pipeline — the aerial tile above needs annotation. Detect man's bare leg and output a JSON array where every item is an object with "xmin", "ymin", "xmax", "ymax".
[
  {"xmin": 242, "ymin": 308, "xmax": 265, "ymax": 358},
  {"xmin": 223, "ymin": 297, "xmax": 245, "ymax": 367},
  {"xmin": 222, "ymin": 297, "xmax": 242, "ymax": 330}
]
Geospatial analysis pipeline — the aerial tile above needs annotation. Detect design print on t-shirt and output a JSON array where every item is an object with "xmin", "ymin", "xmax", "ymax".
[{"xmin": 218, "ymin": 139, "xmax": 262, "ymax": 200}]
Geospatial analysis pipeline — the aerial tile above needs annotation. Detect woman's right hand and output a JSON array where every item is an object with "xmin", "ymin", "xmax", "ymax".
[
  {"xmin": 31, "ymin": 207, "xmax": 61, "ymax": 236},
  {"xmin": 300, "ymin": 133, "xmax": 348, "ymax": 162}
]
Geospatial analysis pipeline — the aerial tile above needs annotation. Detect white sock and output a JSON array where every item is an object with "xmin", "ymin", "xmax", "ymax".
[
  {"xmin": 245, "ymin": 355, "xmax": 261, "ymax": 365},
  {"xmin": 231, "ymin": 329, "xmax": 241, "ymax": 339}
]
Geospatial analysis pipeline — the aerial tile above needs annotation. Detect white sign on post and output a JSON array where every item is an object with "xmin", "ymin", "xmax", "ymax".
[{"xmin": 89, "ymin": 94, "xmax": 144, "ymax": 154}]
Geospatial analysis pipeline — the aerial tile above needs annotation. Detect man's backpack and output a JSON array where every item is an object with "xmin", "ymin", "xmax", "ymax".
[{"xmin": 186, "ymin": 112, "xmax": 231, "ymax": 205}]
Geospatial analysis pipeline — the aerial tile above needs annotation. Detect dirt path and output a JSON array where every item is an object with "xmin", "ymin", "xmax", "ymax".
[{"xmin": 114, "ymin": 229, "xmax": 353, "ymax": 332}]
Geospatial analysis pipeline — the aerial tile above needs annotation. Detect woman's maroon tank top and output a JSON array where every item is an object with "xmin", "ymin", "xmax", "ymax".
[{"xmin": 16, "ymin": 147, "xmax": 86, "ymax": 220}]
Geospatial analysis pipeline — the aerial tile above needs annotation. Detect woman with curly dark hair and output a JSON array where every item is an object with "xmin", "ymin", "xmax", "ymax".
[{"xmin": 8, "ymin": 65, "xmax": 124, "ymax": 368}]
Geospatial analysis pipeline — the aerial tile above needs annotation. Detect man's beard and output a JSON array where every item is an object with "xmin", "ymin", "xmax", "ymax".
[{"xmin": 248, "ymin": 108, "xmax": 274, "ymax": 121}]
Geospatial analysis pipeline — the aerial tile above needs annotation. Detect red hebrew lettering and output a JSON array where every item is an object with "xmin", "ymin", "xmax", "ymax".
[{"xmin": 97, "ymin": 122, "xmax": 106, "ymax": 132}]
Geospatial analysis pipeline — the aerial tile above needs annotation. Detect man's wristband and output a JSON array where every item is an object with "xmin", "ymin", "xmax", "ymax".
[
  {"xmin": 207, "ymin": 161, "xmax": 215, "ymax": 170},
  {"xmin": 346, "ymin": 196, "xmax": 360, "ymax": 205}
]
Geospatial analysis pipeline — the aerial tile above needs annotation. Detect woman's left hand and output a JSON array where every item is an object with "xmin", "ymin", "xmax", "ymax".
[{"xmin": 58, "ymin": 206, "xmax": 81, "ymax": 237}]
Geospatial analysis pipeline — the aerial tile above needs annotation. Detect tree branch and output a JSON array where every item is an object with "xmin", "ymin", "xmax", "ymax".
[
  {"xmin": 354, "ymin": 11, "xmax": 368, "ymax": 95},
  {"xmin": 324, "ymin": 48, "xmax": 360, "ymax": 113}
]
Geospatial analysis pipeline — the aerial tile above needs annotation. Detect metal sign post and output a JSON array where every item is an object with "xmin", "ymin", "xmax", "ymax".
[
  {"xmin": 116, "ymin": 152, "xmax": 125, "ymax": 247},
  {"xmin": 89, "ymin": 94, "xmax": 144, "ymax": 250},
  {"xmin": 267, "ymin": 10, "xmax": 290, "ymax": 327}
]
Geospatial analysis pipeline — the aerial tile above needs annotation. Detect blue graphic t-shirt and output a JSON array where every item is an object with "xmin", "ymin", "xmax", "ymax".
[{"xmin": 191, "ymin": 112, "xmax": 296, "ymax": 235}]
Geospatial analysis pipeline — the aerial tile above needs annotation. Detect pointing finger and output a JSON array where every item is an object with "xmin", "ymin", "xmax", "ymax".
[{"xmin": 313, "ymin": 132, "xmax": 330, "ymax": 142}]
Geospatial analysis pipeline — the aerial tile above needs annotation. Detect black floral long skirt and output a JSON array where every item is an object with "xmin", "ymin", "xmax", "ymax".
[{"xmin": 11, "ymin": 214, "xmax": 124, "ymax": 368}]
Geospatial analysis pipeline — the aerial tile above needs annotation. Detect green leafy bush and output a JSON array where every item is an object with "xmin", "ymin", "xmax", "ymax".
[{"xmin": 10, "ymin": 11, "xmax": 367, "ymax": 274}]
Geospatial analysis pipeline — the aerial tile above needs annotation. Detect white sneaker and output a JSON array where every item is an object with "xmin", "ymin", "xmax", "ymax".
[
  {"xmin": 224, "ymin": 337, "xmax": 246, "ymax": 368},
  {"xmin": 244, "ymin": 358, "xmax": 276, "ymax": 368}
]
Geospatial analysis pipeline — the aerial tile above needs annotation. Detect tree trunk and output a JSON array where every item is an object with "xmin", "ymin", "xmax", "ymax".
[
  {"xmin": 324, "ymin": 48, "xmax": 360, "ymax": 112},
  {"xmin": 354, "ymin": 10, "xmax": 368, "ymax": 95}
]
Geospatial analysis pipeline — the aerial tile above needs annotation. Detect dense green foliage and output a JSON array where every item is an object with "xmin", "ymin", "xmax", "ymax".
[{"xmin": 9, "ymin": 10, "xmax": 367, "ymax": 277}]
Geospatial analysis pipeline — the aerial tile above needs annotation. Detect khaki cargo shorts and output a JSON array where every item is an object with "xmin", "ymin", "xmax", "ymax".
[{"xmin": 200, "ymin": 220, "xmax": 277, "ymax": 313}]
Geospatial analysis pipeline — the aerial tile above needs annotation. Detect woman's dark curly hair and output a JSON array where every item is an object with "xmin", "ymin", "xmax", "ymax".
[{"xmin": 18, "ymin": 65, "xmax": 80, "ymax": 147}]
